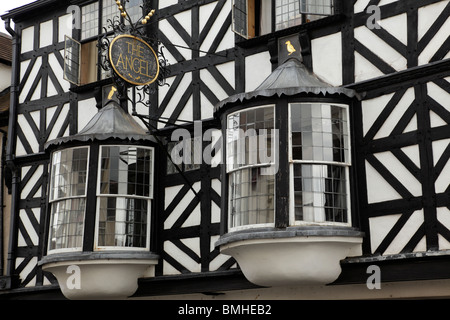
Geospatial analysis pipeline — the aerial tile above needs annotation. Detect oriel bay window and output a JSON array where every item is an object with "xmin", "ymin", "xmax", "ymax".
[
  {"xmin": 47, "ymin": 145, "xmax": 154, "ymax": 253},
  {"xmin": 40, "ymin": 101, "xmax": 158, "ymax": 300},
  {"xmin": 216, "ymin": 57, "xmax": 363, "ymax": 287}
]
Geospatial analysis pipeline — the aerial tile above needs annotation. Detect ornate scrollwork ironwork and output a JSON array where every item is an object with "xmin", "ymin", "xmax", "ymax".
[{"xmin": 98, "ymin": 0, "xmax": 170, "ymax": 129}]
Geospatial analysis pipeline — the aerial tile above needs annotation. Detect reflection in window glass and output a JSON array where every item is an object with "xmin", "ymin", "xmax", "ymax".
[
  {"xmin": 275, "ymin": 0, "xmax": 302, "ymax": 31},
  {"xmin": 48, "ymin": 147, "xmax": 89, "ymax": 251},
  {"xmin": 97, "ymin": 197, "xmax": 148, "ymax": 247},
  {"xmin": 102, "ymin": 0, "xmax": 118, "ymax": 33},
  {"xmin": 97, "ymin": 146, "xmax": 153, "ymax": 249},
  {"xmin": 229, "ymin": 168, "xmax": 275, "ymax": 228},
  {"xmin": 291, "ymin": 103, "xmax": 349, "ymax": 163},
  {"xmin": 293, "ymin": 164, "xmax": 347, "ymax": 223},
  {"xmin": 290, "ymin": 103, "xmax": 350, "ymax": 225},
  {"xmin": 126, "ymin": 0, "xmax": 144, "ymax": 23},
  {"xmin": 227, "ymin": 107, "xmax": 275, "ymax": 172},
  {"xmin": 81, "ymin": 2, "xmax": 99, "ymax": 40},
  {"xmin": 227, "ymin": 106, "xmax": 276, "ymax": 229}
]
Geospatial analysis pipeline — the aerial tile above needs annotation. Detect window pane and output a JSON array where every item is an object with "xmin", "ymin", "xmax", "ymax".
[
  {"xmin": 100, "ymin": 146, "xmax": 153, "ymax": 197},
  {"xmin": 64, "ymin": 36, "xmax": 81, "ymax": 85},
  {"xmin": 290, "ymin": 103, "xmax": 349, "ymax": 163},
  {"xmin": 50, "ymin": 147, "xmax": 89, "ymax": 200},
  {"xmin": 102, "ymin": 0, "xmax": 118, "ymax": 33},
  {"xmin": 233, "ymin": 0, "xmax": 248, "ymax": 37},
  {"xmin": 126, "ymin": 0, "xmax": 143, "ymax": 22},
  {"xmin": 229, "ymin": 167, "xmax": 275, "ymax": 228},
  {"xmin": 227, "ymin": 106, "xmax": 275, "ymax": 171},
  {"xmin": 275, "ymin": 0, "xmax": 302, "ymax": 31},
  {"xmin": 293, "ymin": 164, "xmax": 348, "ymax": 223},
  {"xmin": 300, "ymin": 0, "xmax": 334, "ymax": 15},
  {"xmin": 97, "ymin": 197, "xmax": 148, "ymax": 248},
  {"xmin": 81, "ymin": 2, "xmax": 99, "ymax": 40},
  {"xmin": 49, "ymin": 198, "xmax": 86, "ymax": 251}
]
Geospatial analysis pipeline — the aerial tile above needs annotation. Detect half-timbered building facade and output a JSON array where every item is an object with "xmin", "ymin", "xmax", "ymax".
[{"xmin": 0, "ymin": 0, "xmax": 449, "ymax": 300}]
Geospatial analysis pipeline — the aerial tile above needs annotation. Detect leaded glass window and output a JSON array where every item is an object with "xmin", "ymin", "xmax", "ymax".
[
  {"xmin": 48, "ymin": 147, "xmax": 89, "ymax": 252},
  {"xmin": 290, "ymin": 103, "xmax": 350, "ymax": 225},
  {"xmin": 97, "ymin": 146, "xmax": 153, "ymax": 249},
  {"xmin": 227, "ymin": 106, "xmax": 276, "ymax": 230}
]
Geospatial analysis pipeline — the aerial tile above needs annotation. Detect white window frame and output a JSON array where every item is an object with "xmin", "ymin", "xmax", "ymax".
[
  {"xmin": 47, "ymin": 146, "xmax": 90, "ymax": 254},
  {"xmin": 226, "ymin": 105, "xmax": 276, "ymax": 232},
  {"xmin": 288, "ymin": 102, "xmax": 351, "ymax": 227},
  {"xmin": 94, "ymin": 145, "xmax": 154, "ymax": 251}
]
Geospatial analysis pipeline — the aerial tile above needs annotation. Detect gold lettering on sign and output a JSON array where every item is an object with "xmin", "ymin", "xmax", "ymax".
[{"xmin": 115, "ymin": 41, "xmax": 152, "ymax": 79}]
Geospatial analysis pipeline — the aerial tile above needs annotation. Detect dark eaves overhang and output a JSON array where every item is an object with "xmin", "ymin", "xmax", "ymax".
[
  {"xmin": 214, "ymin": 57, "xmax": 361, "ymax": 114},
  {"xmin": 1, "ymin": 0, "xmax": 59, "ymax": 20}
]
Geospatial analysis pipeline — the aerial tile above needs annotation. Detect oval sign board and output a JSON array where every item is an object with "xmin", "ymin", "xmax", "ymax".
[{"xmin": 109, "ymin": 35, "xmax": 160, "ymax": 86}]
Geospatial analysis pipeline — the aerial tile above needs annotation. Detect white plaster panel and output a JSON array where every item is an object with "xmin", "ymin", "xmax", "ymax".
[
  {"xmin": 355, "ymin": 25, "xmax": 407, "ymax": 74},
  {"xmin": 58, "ymin": 14, "xmax": 72, "ymax": 42},
  {"xmin": 18, "ymin": 208, "xmax": 40, "ymax": 246},
  {"xmin": 20, "ymin": 56, "xmax": 42, "ymax": 103},
  {"xmin": 355, "ymin": 52, "xmax": 384, "ymax": 82},
  {"xmin": 21, "ymin": 165, "xmax": 43, "ymax": 199},
  {"xmin": 21, "ymin": 26, "xmax": 34, "ymax": 53},
  {"xmin": 418, "ymin": 1, "xmax": 450, "ymax": 40},
  {"xmin": 40, "ymin": 20, "xmax": 53, "ymax": 48},
  {"xmin": 216, "ymin": 61, "xmax": 235, "ymax": 89},
  {"xmin": 181, "ymin": 203, "xmax": 201, "ymax": 228},
  {"xmin": 433, "ymin": 139, "xmax": 450, "ymax": 194},
  {"xmin": 49, "ymin": 51, "xmax": 70, "ymax": 93},
  {"xmin": 354, "ymin": 0, "xmax": 371, "ymax": 13},
  {"xmin": 374, "ymin": 87, "xmax": 415, "ymax": 139},
  {"xmin": 46, "ymin": 103, "xmax": 70, "ymax": 142},
  {"xmin": 427, "ymin": 81, "xmax": 450, "ymax": 128},
  {"xmin": 437, "ymin": 207, "xmax": 450, "ymax": 250},
  {"xmin": 199, "ymin": 0, "xmax": 234, "ymax": 55},
  {"xmin": 401, "ymin": 144, "xmax": 421, "ymax": 169},
  {"xmin": 379, "ymin": 13, "xmax": 407, "ymax": 45},
  {"xmin": 164, "ymin": 238, "xmax": 201, "ymax": 274},
  {"xmin": 159, "ymin": 73, "xmax": 193, "ymax": 129},
  {"xmin": 369, "ymin": 213, "xmax": 401, "ymax": 253},
  {"xmin": 374, "ymin": 151, "xmax": 422, "ymax": 197},
  {"xmin": 176, "ymin": 95, "xmax": 193, "ymax": 125},
  {"xmin": 361, "ymin": 92, "xmax": 395, "ymax": 136},
  {"xmin": 200, "ymin": 68, "xmax": 229, "ymax": 102},
  {"xmin": 312, "ymin": 32, "xmax": 342, "ymax": 86},
  {"xmin": 159, "ymin": 0, "xmax": 178, "ymax": 9},
  {"xmin": 77, "ymin": 98, "xmax": 98, "ymax": 132},
  {"xmin": 378, "ymin": 0, "xmax": 399, "ymax": 6},
  {"xmin": 200, "ymin": 92, "xmax": 214, "ymax": 120},
  {"xmin": 164, "ymin": 182, "xmax": 201, "ymax": 230},
  {"xmin": 419, "ymin": 16, "xmax": 450, "ymax": 65},
  {"xmin": 369, "ymin": 210, "xmax": 425, "ymax": 255},
  {"xmin": 17, "ymin": 113, "xmax": 39, "ymax": 154},
  {"xmin": 384, "ymin": 210, "xmax": 425, "ymax": 255},
  {"xmin": 245, "ymin": 51, "xmax": 271, "ymax": 92},
  {"xmin": 209, "ymin": 236, "xmax": 233, "ymax": 271},
  {"xmin": 159, "ymin": 16, "xmax": 192, "ymax": 62},
  {"xmin": 165, "ymin": 185, "xmax": 184, "ymax": 210},
  {"xmin": 365, "ymin": 160, "xmax": 401, "ymax": 203}
]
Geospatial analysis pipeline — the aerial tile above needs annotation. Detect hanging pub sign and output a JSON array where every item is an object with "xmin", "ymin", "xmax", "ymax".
[{"xmin": 109, "ymin": 34, "xmax": 160, "ymax": 86}]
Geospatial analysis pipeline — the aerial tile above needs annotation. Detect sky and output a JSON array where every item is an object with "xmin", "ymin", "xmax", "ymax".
[{"xmin": 0, "ymin": 1, "xmax": 37, "ymax": 34}]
